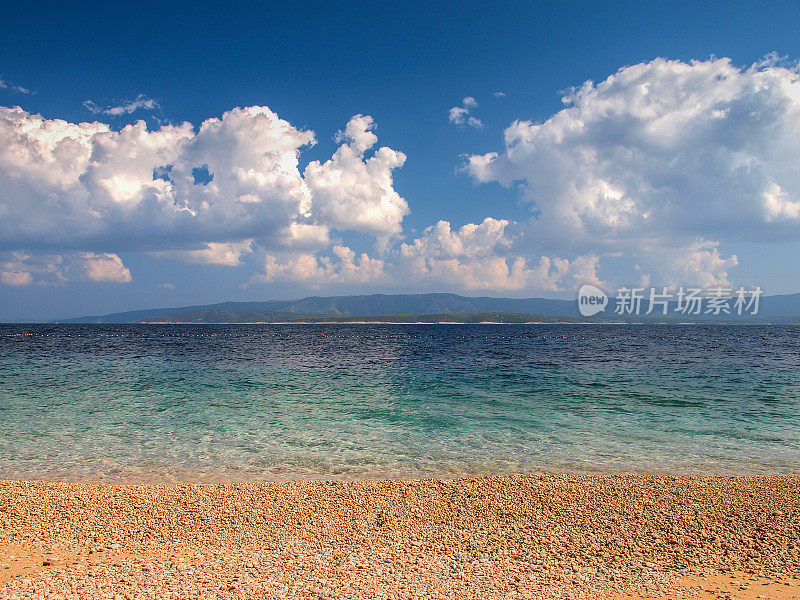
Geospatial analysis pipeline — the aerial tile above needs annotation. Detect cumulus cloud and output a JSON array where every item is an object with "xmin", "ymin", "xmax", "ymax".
[
  {"xmin": 466, "ymin": 56, "xmax": 800, "ymax": 286},
  {"xmin": 241, "ymin": 216, "xmax": 602, "ymax": 292},
  {"xmin": 397, "ymin": 218, "xmax": 602, "ymax": 291},
  {"xmin": 6, "ymin": 58, "xmax": 797, "ymax": 294},
  {"xmin": 448, "ymin": 97, "xmax": 483, "ymax": 128},
  {"xmin": 251, "ymin": 245, "xmax": 387, "ymax": 287},
  {"xmin": 0, "ymin": 107, "xmax": 407, "ymax": 255},
  {"xmin": 304, "ymin": 114, "xmax": 408, "ymax": 238},
  {"xmin": 0, "ymin": 105, "xmax": 415, "ymax": 286},
  {"xmin": 151, "ymin": 241, "xmax": 255, "ymax": 266},
  {"xmin": 0, "ymin": 251, "xmax": 131, "ymax": 286},
  {"xmin": 77, "ymin": 252, "xmax": 133, "ymax": 283},
  {"xmin": 83, "ymin": 94, "xmax": 159, "ymax": 116},
  {"xmin": 400, "ymin": 218, "xmax": 512, "ymax": 260},
  {"xmin": 633, "ymin": 243, "xmax": 739, "ymax": 290},
  {"xmin": 0, "ymin": 269, "xmax": 33, "ymax": 287}
]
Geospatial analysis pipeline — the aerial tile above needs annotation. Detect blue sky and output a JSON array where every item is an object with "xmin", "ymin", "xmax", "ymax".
[{"xmin": 2, "ymin": 1, "xmax": 800, "ymax": 320}]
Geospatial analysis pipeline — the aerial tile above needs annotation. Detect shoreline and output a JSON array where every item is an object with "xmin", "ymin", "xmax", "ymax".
[
  {"xmin": 131, "ymin": 321, "xmax": 752, "ymax": 325},
  {"xmin": 2, "ymin": 474, "xmax": 798, "ymax": 599},
  {"xmin": 2, "ymin": 467, "xmax": 799, "ymax": 486}
]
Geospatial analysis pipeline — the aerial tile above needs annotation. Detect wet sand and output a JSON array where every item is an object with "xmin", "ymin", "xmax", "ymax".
[{"xmin": 1, "ymin": 475, "xmax": 798, "ymax": 599}]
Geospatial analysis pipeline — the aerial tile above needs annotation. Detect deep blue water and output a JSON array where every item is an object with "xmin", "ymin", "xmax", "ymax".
[{"xmin": 0, "ymin": 323, "xmax": 798, "ymax": 482}]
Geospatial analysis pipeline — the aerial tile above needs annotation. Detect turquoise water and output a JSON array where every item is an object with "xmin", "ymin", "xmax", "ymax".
[{"xmin": 1, "ymin": 323, "xmax": 798, "ymax": 482}]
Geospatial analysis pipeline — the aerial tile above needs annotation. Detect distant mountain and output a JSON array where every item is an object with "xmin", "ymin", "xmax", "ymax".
[
  {"xmin": 55, "ymin": 293, "xmax": 579, "ymax": 323},
  {"xmin": 753, "ymin": 292, "xmax": 800, "ymax": 316},
  {"xmin": 52, "ymin": 291, "xmax": 800, "ymax": 324}
]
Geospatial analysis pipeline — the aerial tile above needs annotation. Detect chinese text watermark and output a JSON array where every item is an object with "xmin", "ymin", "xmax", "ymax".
[{"xmin": 577, "ymin": 285, "xmax": 762, "ymax": 317}]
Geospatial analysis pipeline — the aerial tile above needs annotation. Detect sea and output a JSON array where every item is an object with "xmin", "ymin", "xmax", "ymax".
[{"xmin": 1, "ymin": 323, "xmax": 798, "ymax": 482}]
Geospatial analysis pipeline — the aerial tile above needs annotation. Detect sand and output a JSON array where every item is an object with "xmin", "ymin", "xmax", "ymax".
[{"xmin": 0, "ymin": 475, "xmax": 798, "ymax": 599}]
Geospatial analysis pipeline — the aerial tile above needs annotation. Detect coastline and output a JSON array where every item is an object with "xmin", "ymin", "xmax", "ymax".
[
  {"xmin": 2, "ymin": 474, "xmax": 798, "ymax": 599},
  {"xmin": 135, "ymin": 320, "xmax": 710, "ymax": 325}
]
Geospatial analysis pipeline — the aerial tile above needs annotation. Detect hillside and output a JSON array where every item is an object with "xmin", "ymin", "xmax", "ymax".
[
  {"xmin": 56, "ymin": 293, "xmax": 577, "ymax": 323},
  {"xmin": 52, "ymin": 292, "xmax": 800, "ymax": 324}
]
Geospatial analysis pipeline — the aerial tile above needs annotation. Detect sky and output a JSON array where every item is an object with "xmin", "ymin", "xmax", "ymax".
[{"xmin": 3, "ymin": 1, "xmax": 800, "ymax": 321}]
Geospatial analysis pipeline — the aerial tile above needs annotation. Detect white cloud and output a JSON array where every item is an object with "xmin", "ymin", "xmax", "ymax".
[
  {"xmin": 0, "ymin": 75, "xmax": 32, "ymax": 94},
  {"xmin": 0, "ymin": 252, "xmax": 64, "ymax": 287},
  {"xmin": 77, "ymin": 252, "xmax": 133, "ymax": 283},
  {"xmin": 83, "ymin": 94, "xmax": 159, "ymax": 116},
  {"xmin": 304, "ymin": 114, "xmax": 408, "ymax": 238},
  {"xmin": 151, "ymin": 241, "xmax": 254, "ymax": 266},
  {"xmin": 277, "ymin": 223, "xmax": 331, "ymax": 250},
  {"xmin": 0, "ymin": 107, "xmax": 407, "ymax": 257},
  {"xmin": 245, "ymin": 216, "xmax": 604, "ymax": 292},
  {"xmin": 7, "ymin": 58, "xmax": 798, "ymax": 295},
  {"xmin": 245, "ymin": 217, "xmax": 605, "ymax": 293},
  {"xmin": 397, "ymin": 253, "xmax": 541, "ymax": 291},
  {"xmin": 0, "ymin": 105, "xmax": 413, "ymax": 288},
  {"xmin": 448, "ymin": 97, "xmax": 483, "ymax": 128},
  {"xmin": 466, "ymin": 57, "xmax": 800, "ymax": 286},
  {"xmin": 448, "ymin": 106, "xmax": 468, "ymax": 124},
  {"xmin": 400, "ymin": 218, "xmax": 512, "ymax": 259},
  {"xmin": 397, "ymin": 218, "xmax": 602, "ymax": 291},
  {"xmin": 633, "ymin": 243, "xmax": 739, "ymax": 290},
  {"xmin": 0, "ymin": 269, "xmax": 33, "ymax": 286},
  {"xmin": 0, "ymin": 251, "xmax": 131, "ymax": 286},
  {"xmin": 333, "ymin": 113, "xmax": 378, "ymax": 154},
  {"xmin": 763, "ymin": 182, "xmax": 800, "ymax": 221},
  {"xmin": 251, "ymin": 245, "xmax": 386, "ymax": 287}
]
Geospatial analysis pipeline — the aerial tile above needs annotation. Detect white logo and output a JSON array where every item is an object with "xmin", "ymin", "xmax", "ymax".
[{"xmin": 578, "ymin": 284, "xmax": 608, "ymax": 316}]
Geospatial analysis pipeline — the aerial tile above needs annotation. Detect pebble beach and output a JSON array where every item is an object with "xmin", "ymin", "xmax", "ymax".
[{"xmin": 1, "ymin": 475, "xmax": 798, "ymax": 599}]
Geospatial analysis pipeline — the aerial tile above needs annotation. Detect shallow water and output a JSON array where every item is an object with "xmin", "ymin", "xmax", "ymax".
[{"xmin": 0, "ymin": 323, "xmax": 798, "ymax": 482}]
